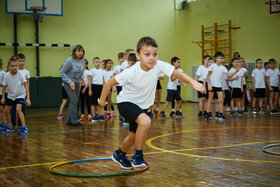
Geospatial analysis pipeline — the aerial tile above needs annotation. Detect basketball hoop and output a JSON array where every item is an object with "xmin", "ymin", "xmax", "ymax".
[
  {"xmin": 268, "ymin": 0, "xmax": 280, "ymax": 14},
  {"xmin": 31, "ymin": 6, "xmax": 47, "ymax": 23}
]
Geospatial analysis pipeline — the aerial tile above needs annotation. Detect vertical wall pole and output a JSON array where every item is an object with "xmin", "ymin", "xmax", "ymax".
[
  {"xmin": 229, "ymin": 20, "xmax": 232, "ymax": 62},
  {"xmin": 13, "ymin": 14, "xmax": 18, "ymax": 56},
  {"xmin": 35, "ymin": 21, "xmax": 40, "ymax": 77},
  {"xmin": 214, "ymin": 22, "xmax": 218, "ymax": 53},
  {"xmin": 201, "ymin": 25, "xmax": 205, "ymax": 64}
]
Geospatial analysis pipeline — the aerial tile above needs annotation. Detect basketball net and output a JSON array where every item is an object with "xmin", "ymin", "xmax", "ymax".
[{"xmin": 31, "ymin": 6, "xmax": 47, "ymax": 23}]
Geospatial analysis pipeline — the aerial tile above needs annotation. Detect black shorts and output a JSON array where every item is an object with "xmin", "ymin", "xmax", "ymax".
[
  {"xmin": 166, "ymin": 89, "xmax": 182, "ymax": 102},
  {"xmin": 156, "ymin": 80, "xmax": 162, "ymax": 90},
  {"xmin": 209, "ymin": 86, "xmax": 221, "ymax": 99},
  {"xmin": 254, "ymin": 88, "xmax": 266, "ymax": 98},
  {"xmin": 271, "ymin": 86, "xmax": 279, "ymax": 92},
  {"xmin": 231, "ymin": 88, "xmax": 242, "ymax": 98},
  {"xmin": 91, "ymin": 84, "xmax": 103, "ymax": 105},
  {"xmin": 61, "ymin": 86, "xmax": 68, "ymax": 99},
  {"xmin": 198, "ymin": 81, "xmax": 208, "ymax": 98},
  {"xmin": 6, "ymin": 98, "xmax": 24, "ymax": 106},
  {"xmin": 117, "ymin": 102, "xmax": 147, "ymax": 133}
]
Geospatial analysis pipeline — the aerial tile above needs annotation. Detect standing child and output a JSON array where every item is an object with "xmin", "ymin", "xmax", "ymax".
[
  {"xmin": 159, "ymin": 57, "xmax": 183, "ymax": 119},
  {"xmin": 0, "ymin": 57, "xmax": 31, "ymax": 135},
  {"xmin": 102, "ymin": 59, "xmax": 114, "ymax": 118},
  {"xmin": 0, "ymin": 58, "xmax": 6, "ymax": 128},
  {"xmin": 98, "ymin": 36, "xmax": 204, "ymax": 169},
  {"xmin": 239, "ymin": 58, "xmax": 249, "ymax": 113},
  {"xmin": 206, "ymin": 52, "xmax": 239, "ymax": 121},
  {"xmin": 228, "ymin": 58, "xmax": 244, "ymax": 116},
  {"xmin": 80, "ymin": 59, "xmax": 92, "ymax": 120},
  {"xmin": 88, "ymin": 57, "xmax": 105, "ymax": 121},
  {"xmin": 195, "ymin": 55, "xmax": 210, "ymax": 118},
  {"xmin": 251, "ymin": 58, "xmax": 266, "ymax": 114},
  {"xmin": 266, "ymin": 58, "xmax": 280, "ymax": 114},
  {"xmin": 58, "ymin": 64, "xmax": 68, "ymax": 119},
  {"xmin": 120, "ymin": 49, "xmax": 135, "ymax": 71}
]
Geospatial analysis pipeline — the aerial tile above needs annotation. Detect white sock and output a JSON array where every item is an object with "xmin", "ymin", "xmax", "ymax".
[
  {"xmin": 172, "ymin": 109, "xmax": 175, "ymax": 112},
  {"xmin": 179, "ymin": 109, "xmax": 182, "ymax": 112},
  {"xmin": 155, "ymin": 107, "xmax": 158, "ymax": 111}
]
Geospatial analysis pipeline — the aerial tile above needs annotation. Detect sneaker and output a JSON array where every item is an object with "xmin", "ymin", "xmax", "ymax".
[
  {"xmin": 208, "ymin": 113, "xmax": 212, "ymax": 119},
  {"xmin": 243, "ymin": 108, "xmax": 249, "ymax": 113},
  {"xmin": 204, "ymin": 113, "xmax": 211, "ymax": 121},
  {"xmin": 238, "ymin": 110, "xmax": 244, "ymax": 116},
  {"xmin": 218, "ymin": 113, "xmax": 227, "ymax": 121},
  {"xmin": 91, "ymin": 115, "xmax": 99, "ymax": 122},
  {"xmin": 18, "ymin": 126, "xmax": 28, "ymax": 135},
  {"xmin": 88, "ymin": 114, "xmax": 92, "ymax": 121},
  {"xmin": 102, "ymin": 112, "xmax": 108, "ymax": 117},
  {"xmin": 119, "ymin": 115, "xmax": 124, "ymax": 122},
  {"xmin": 159, "ymin": 112, "xmax": 169, "ymax": 119},
  {"xmin": 153, "ymin": 109, "xmax": 158, "ymax": 115},
  {"xmin": 80, "ymin": 114, "xmax": 85, "ymax": 121},
  {"xmin": 57, "ymin": 113, "xmax": 64, "ymax": 119},
  {"xmin": 270, "ymin": 109, "xmax": 277, "ymax": 115},
  {"xmin": 0, "ymin": 123, "xmax": 5, "ymax": 128},
  {"xmin": 123, "ymin": 121, "xmax": 129, "ymax": 125},
  {"xmin": 170, "ymin": 111, "xmax": 176, "ymax": 117},
  {"xmin": 107, "ymin": 112, "xmax": 112, "ymax": 118},
  {"xmin": 147, "ymin": 111, "xmax": 154, "ymax": 118},
  {"xmin": 97, "ymin": 115, "xmax": 105, "ymax": 121},
  {"xmin": 111, "ymin": 151, "xmax": 132, "ymax": 170},
  {"xmin": 132, "ymin": 154, "xmax": 147, "ymax": 168},
  {"xmin": 177, "ymin": 111, "xmax": 185, "ymax": 118},
  {"xmin": 230, "ymin": 111, "xmax": 236, "ymax": 116},
  {"xmin": 0, "ymin": 126, "xmax": 14, "ymax": 133},
  {"xmin": 252, "ymin": 108, "xmax": 257, "ymax": 114},
  {"xmin": 226, "ymin": 107, "xmax": 231, "ymax": 112},
  {"xmin": 215, "ymin": 112, "xmax": 219, "ymax": 120},
  {"xmin": 198, "ymin": 111, "xmax": 203, "ymax": 118},
  {"xmin": 259, "ymin": 108, "xmax": 265, "ymax": 114},
  {"xmin": 112, "ymin": 111, "xmax": 117, "ymax": 117}
]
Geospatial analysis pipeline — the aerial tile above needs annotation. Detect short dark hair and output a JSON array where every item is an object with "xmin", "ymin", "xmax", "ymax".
[
  {"xmin": 118, "ymin": 52, "xmax": 125, "ymax": 59},
  {"xmin": 104, "ymin": 59, "xmax": 113, "ymax": 68},
  {"xmin": 209, "ymin": 57, "xmax": 214, "ymax": 61},
  {"xmin": 17, "ymin": 53, "xmax": 26, "ymax": 59},
  {"xmin": 215, "ymin": 51, "xmax": 224, "ymax": 58},
  {"xmin": 8, "ymin": 56, "xmax": 17, "ymax": 66},
  {"xmin": 72, "ymin": 45, "xmax": 85, "ymax": 59},
  {"xmin": 231, "ymin": 57, "xmax": 239, "ymax": 62},
  {"xmin": 256, "ymin": 58, "xmax": 262, "ymax": 63},
  {"xmin": 171, "ymin": 56, "xmax": 180, "ymax": 65},
  {"xmin": 269, "ymin": 58, "xmax": 276, "ymax": 63},
  {"xmin": 136, "ymin": 37, "xmax": 158, "ymax": 53},
  {"xmin": 128, "ymin": 53, "xmax": 137, "ymax": 62},
  {"xmin": 233, "ymin": 52, "xmax": 240, "ymax": 58},
  {"xmin": 203, "ymin": 55, "xmax": 211, "ymax": 60},
  {"xmin": 93, "ymin": 57, "xmax": 100, "ymax": 61}
]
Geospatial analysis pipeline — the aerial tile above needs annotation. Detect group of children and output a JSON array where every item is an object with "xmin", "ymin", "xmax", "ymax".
[
  {"xmin": 195, "ymin": 52, "xmax": 280, "ymax": 122},
  {"xmin": 0, "ymin": 54, "xmax": 31, "ymax": 135}
]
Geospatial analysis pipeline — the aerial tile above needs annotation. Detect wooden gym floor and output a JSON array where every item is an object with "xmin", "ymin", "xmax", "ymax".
[{"xmin": 0, "ymin": 103, "xmax": 279, "ymax": 186}]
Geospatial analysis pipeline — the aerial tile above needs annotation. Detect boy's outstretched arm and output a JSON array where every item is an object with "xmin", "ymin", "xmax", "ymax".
[
  {"xmin": 172, "ymin": 69, "xmax": 205, "ymax": 93},
  {"xmin": 98, "ymin": 76, "xmax": 118, "ymax": 107}
]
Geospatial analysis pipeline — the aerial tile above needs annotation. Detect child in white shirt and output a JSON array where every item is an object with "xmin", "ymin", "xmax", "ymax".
[
  {"xmin": 99, "ymin": 37, "xmax": 205, "ymax": 169},
  {"xmin": 251, "ymin": 58, "xmax": 266, "ymax": 114}
]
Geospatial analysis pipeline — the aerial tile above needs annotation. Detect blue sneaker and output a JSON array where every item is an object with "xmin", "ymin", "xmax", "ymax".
[
  {"xmin": 170, "ymin": 111, "xmax": 176, "ymax": 117},
  {"xmin": 176, "ymin": 111, "xmax": 186, "ymax": 118},
  {"xmin": 98, "ymin": 115, "xmax": 105, "ymax": 121},
  {"xmin": 132, "ymin": 154, "xmax": 147, "ymax": 168},
  {"xmin": 111, "ymin": 151, "xmax": 132, "ymax": 170},
  {"xmin": 18, "ymin": 126, "xmax": 28, "ymax": 135},
  {"xmin": 147, "ymin": 111, "xmax": 154, "ymax": 118},
  {"xmin": 159, "ymin": 112, "xmax": 169, "ymax": 119},
  {"xmin": 0, "ymin": 123, "xmax": 5, "ymax": 128},
  {"xmin": 91, "ymin": 115, "xmax": 99, "ymax": 122},
  {"xmin": 0, "ymin": 126, "xmax": 14, "ymax": 133}
]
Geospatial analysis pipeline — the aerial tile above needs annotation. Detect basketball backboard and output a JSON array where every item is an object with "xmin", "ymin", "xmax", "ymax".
[
  {"xmin": 270, "ymin": 0, "xmax": 280, "ymax": 14},
  {"xmin": 5, "ymin": 0, "xmax": 63, "ymax": 16}
]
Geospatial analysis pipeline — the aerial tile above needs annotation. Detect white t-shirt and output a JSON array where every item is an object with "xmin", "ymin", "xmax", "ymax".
[
  {"xmin": 103, "ymin": 70, "xmax": 114, "ymax": 83},
  {"xmin": 221, "ymin": 74, "xmax": 229, "ymax": 90},
  {"xmin": 82, "ymin": 69, "xmax": 90, "ymax": 86},
  {"xmin": 120, "ymin": 61, "xmax": 129, "ymax": 70},
  {"xmin": 196, "ymin": 65, "xmax": 208, "ymax": 82},
  {"xmin": 208, "ymin": 63, "xmax": 228, "ymax": 88},
  {"xmin": 177, "ymin": 68, "xmax": 183, "ymax": 86},
  {"xmin": 2, "ymin": 71, "xmax": 27, "ymax": 100},
  {"xmin": 266, "ymin": 68, "xmax": 280, "ymax": 87},
  {"xmin": 115, "ymin": 60, "xmax": 174, "ymax": 109},
  {"xmin": 251, "ymin": 69, "xmax": 266, "ymax": 89},
  {"xmin": 0, "ymin": 70, "xmax": 6, "ymax": 94},
  {"xmin": 89, "ymin": 68, "xmax": 103, "ymax": 85},
  {"xmin": 229, "ymin": 68, "xmax": 243, "ymax": 88},
  {"xmin": 167, "ymin": 77, "xmax": 178, "ymax": 90},
  {"xmin": 240, "ymin": 67, "xmax": 247, "ymax": 85},
  {"xmin": 18, "ymin": 69, "xmax": 30, "ymax": 80},
  {"xmin": 113, "ymin": 65, "xmax": 122, "ymax": 86}
]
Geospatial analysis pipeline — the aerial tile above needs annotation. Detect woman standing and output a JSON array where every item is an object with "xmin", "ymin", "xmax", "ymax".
[{"xmin": 60, "ymin": 45, "xmax": 85, "ymax": 126}]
